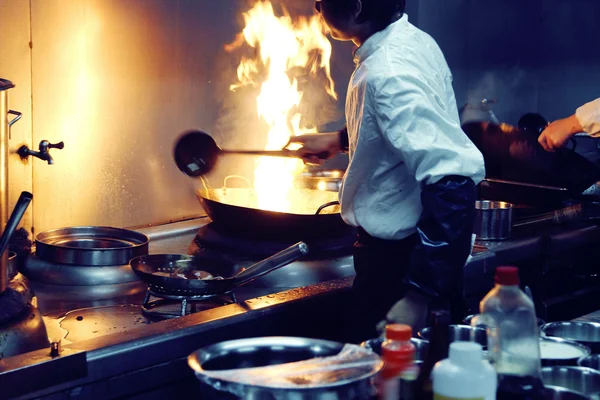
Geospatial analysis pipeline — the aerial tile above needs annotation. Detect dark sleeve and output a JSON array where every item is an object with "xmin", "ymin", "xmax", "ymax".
[
  {"xmin": 338, "ymin": 126, "xmax": 349, "ymax": 153},
  {"xmin": 407, "ymin": 175, "xmax": 476, "ymax": 305}
]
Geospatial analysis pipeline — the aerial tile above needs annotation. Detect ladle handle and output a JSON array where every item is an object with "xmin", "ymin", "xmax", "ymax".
[
  {"xmin": 233, "ymin": 242, "xmax": 309, "ymax": 287},
  {"xmin": 0, "ymin": 191, "xmax": 33, "ymax": 259},
  {"xmin": 221, "ymin": 149, "xmax": 330, "ymax": 160}
]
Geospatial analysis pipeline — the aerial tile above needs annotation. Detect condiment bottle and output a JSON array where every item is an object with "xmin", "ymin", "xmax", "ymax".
[
  {"xmin": 477, "ymin": 266, "xmax": 546, "ymax": 399},
  {"xmin": 414, "ymin": 310, "xmax": 451, "ymax": 400},
  {"xmin": 379, "ymin": 324, "xmax": 416, "ymax": 400},
  {"xmin": 432, "ymin": 341, "xmax": 497, "ymax": 400}
]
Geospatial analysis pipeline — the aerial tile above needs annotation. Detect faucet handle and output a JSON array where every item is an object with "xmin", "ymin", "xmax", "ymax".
[
  {"xmin": 39, "ymin": 140, "xmax": 64, "ymax": 152},
  {"xmin": 48, "ymin": 141, "xmax": 64, "ymax": 150}
]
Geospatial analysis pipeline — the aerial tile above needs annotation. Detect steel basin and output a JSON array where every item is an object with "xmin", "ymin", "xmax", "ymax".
[
  {"xmin": 579, "ymin": 355, "xmax": 600, "ymax": 372},
  {"xmin": 542, "ymin": 322, "xmax": 600, "ymax": 354},
  {"xmin": 541, "ymin": 337, "xmax": 592, "ymax": 367},
  {"xmin": 542, "ymin": 366, "xmax": 600, "ymax": 398},
  {"xmin": 189, "ymin": 336, "xmax": 382, "ymax": 400}
]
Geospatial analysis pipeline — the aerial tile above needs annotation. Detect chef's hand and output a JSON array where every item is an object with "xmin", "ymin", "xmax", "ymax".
[
  {"xmin": 384, "ymin": 290, "xmax": 431, "ymax": 334},
  {"xmin": 287, "ymin": 132, "xmax": 342, "ymax": 165},
  {"xmin": 538, "ymin": 114, "xmax": 583, "ymax": 152}
]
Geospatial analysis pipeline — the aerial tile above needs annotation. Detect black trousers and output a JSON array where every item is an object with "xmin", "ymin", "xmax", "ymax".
[{"xmin": 345, "ymin": 228, "xmax": 419, "ymax": 344}]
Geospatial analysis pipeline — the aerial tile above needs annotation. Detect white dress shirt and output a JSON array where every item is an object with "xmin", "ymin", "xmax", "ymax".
[
  {"xmin": 339, "ymin": 14, "xmax": 486, "ymax": 240},
  {"xmin": 576, "ymin": 98, "xmax": 600, "ymax": 136}
]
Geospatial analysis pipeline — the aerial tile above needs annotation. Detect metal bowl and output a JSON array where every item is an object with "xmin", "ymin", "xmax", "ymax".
[
  {"xmin": 542, "ymin": 322, "xmax": 600, "ymax": 353},
  {"xmin": 542, "ymin": 366, "xmax": 600, "ymax": 398},
  {"xmin": 360, "ymin": 337, "xmax": 429, "ymax": 364},
  {"xmin": 189, "ymin": 336, "xmax": 382, "ymax": 399},
  {"xmin": 463, "ymin": 314, "xmax": 545, "ymax": 327},
  {"xmin": 418, "ymin": 325, "xmax": 487, "ymax": 349},
  {"xmin": 578, "ymin": 354, "xmax": 600, "ymax": 371},
  {"xmin": 541, "ymin": 337, "xmax": 592, "ymax": 367},
  {"xmin": 544, "ymin": 385, "xmax": 593, "ymax": 400}
]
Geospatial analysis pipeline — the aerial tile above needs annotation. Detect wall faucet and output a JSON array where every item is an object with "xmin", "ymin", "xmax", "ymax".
[{"xmin": 18, "ymin": 140, "xmax": 64, "ymax": 165}]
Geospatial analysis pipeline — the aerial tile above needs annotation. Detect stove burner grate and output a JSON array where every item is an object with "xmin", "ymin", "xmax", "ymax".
[{"xmin": 141, "ymin": 288, "xmax": 237, "ymax": 319}]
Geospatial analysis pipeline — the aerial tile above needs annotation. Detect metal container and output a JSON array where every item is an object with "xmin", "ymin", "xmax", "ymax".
[
  {"xmin": 474, "ymin": 200, "xmax": 513, "ymax": 240},
  {"xmin": 36, "ymin": 226, "xmax": 149, "ymax": 266},
  {"xmin": 298, "ymin": 170, "xmax": 344, "ymax": 192},
  {"xmin": 542, "ymin": 322, "xmax": 600, "ymax": 354},
  {"xmin": 189, "ymin": 336, "xmax": 382, "ymax": 399},
  {"xmin": 541, "ymin": 337, "xmax": 591, "ymax": 367},
  {"xmin": 544, "ymin": 385, "xmax": 593, "ymax": 400},
  {"xmin": 579, "ymin": 355, "xmax": 600, "ymax": 372},
  {"xmin": 361, "ymin": 337, "xmax": 429, "ymax": 364},
  {"xmin": 542, "ymin": 366, "xmax": 600, "ymax": 398},
  {"xmin": 418, "ymin": 324, "xmax": 487, "ymax": 349}
]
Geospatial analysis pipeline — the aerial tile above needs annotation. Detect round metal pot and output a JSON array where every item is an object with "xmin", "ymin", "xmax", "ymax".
[
  {"xmin": 474, "ymin": 200, "xmax": 513, "ymax": 240},
  {"xmin": 540, "ymin": 337, "xmax": 591, "ymax": 367},
  {"xmin": 542, "ymin": 322, "xmax": 600, "ymax": 354},
  {"xmin": 297, "ymin": 170, "xmax": 343, "ymax": 192},
  {"xmin": 189, "ymin": 336, "xmax": 382, "ymax": 400},
  {"xmin": 578, "ymin": 354, "xmax": 600, "ymax": 371},
  {"xmin": 541, "ymin": 366, "xmax": 600, "ymax": 398},
  {"xmin": 544, "ymin": 385, "xmax": 592, "ymax": 399},
  {"xmin": 35, "ymin": 226, "xmax": 149, "ymax": 266}
]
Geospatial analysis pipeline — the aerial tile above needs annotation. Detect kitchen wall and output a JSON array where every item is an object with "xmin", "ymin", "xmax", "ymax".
[
  {"xmin": 1, "ymin": 0, "xmax": 599, "ymax": 234},
  {"xmin": 414, "ymin": 0, "xmax": 600, "ymax": 125}
]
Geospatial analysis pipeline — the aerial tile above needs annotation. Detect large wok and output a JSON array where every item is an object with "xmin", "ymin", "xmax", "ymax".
[
  {"xmin": 463, "ymin": 121, "xmax": 600, "ymax": 195},
  {"xmin": 196, "ymin": 187, "xmax": 353, "ymax": 239}
]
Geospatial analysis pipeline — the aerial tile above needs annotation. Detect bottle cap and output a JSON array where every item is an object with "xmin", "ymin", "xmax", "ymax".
[
  {"xmin": 495, "ymin": 266, "xmax": 520, "ymax": 286},
  {"xmin": 449, "ymin": 341, "xmax": 483, "ymax": 367},
  {"xmin": 386, "ymin": 324, "xmax": 412, "ymax": 341}
]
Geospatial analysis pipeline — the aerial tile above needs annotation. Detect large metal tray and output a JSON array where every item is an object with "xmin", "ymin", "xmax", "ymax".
[{"xmin": 35, "ymin": 226, "xmax": 149, "ymax": 266}]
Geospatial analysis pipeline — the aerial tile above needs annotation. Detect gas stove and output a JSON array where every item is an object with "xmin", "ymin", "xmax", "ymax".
[{"xmin": 21, "ymin": 218, "xmax": 355, "ymax": 345}]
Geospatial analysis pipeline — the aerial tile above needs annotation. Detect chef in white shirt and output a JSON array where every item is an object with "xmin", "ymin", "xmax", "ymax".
[
  {"xmin": 538, "ymin": 98, "xmax": 600, "ymax": 152},
  {"xmin": 292, "ymin": 0, "xmax": 485, "ymax": 341}
]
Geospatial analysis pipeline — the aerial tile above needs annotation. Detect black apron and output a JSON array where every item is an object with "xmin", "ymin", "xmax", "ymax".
[{"xmin": 345, "ymin": 228, "xmax": 419, "ymax": 343}]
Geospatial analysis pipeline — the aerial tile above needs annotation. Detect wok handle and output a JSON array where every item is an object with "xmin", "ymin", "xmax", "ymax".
[{"xmin": 233, "ymin": 242, "xmax": 309, "ymax": 287}]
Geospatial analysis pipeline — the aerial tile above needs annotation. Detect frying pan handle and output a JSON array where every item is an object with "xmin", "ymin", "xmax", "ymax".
[{"xmin": 233, "ymin": 242, "xmax": 309, "ymax": 286}]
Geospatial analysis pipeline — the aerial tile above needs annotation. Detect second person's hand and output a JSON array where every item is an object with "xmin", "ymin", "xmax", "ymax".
[{"xmin": 538, "ymin": 114, "xmax": 583, "ymax": 152}]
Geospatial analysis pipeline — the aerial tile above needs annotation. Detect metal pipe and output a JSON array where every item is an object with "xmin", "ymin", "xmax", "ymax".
[
  {"xmin": 0, "ymin": 78, "xmax": 17, "ymax": 294},
  {"xmin": 0, "ymin": 191, "xmax": 33, "ymax": 263}
]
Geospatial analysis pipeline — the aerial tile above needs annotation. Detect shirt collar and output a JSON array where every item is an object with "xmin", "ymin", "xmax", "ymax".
[{"xmin": 353, "ymin": 14, "xmax": 409, "ymax": 65}]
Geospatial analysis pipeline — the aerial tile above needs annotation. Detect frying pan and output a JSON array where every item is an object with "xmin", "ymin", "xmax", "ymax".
[
  {"xmin": 130, "ymin": 242, "xmax": 308, "ymax": 296},
  {"xmin": 463, "ymin": 121, "xmax": 600, "ymax": 194}
]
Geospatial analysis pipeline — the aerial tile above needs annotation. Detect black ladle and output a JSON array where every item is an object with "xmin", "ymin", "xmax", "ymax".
[{"xmin": 173, "ymin": 130, "xmax": 329, "ymax": 177}]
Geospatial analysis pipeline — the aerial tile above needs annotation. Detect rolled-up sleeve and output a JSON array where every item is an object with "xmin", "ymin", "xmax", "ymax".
[
  {"xmin": 576, "ymin": 98, "xmax": 600, "ymax": 137},
  {"xmin": 369, "ymin": 72, "xmax": 485, "ymax": 186}
]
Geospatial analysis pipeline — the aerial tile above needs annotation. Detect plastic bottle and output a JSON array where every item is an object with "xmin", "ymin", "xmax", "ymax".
[
  {"xmin": 477, "ymin": 266, "xmax": 546, "ymax": 399},
  {"xmin": 432, "ymin": 341, "xmax": 497, "ymax": 400},
  {"xmin": 379, "ymin": 324, "xmax": 416, "ymax": 400},
  {"xmin": 414, "ymin": 310, "xmax": 451, "ymax": 400}
]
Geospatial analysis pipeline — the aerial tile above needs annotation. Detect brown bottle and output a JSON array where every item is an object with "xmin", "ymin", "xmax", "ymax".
[{"xmin": 412, "ymin": 310, "xmax": 451, "ymax": 400}]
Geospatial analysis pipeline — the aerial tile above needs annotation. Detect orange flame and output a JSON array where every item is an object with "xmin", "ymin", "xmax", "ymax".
[{"xmin": 227, "ymin": 1, "xmax": 337, "ymax": 212}]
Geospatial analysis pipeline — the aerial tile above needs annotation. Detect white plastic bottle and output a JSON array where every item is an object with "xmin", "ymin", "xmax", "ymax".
[{"xmin": 432, "ymin": 341, "xmax": 497, "ymax": 400}]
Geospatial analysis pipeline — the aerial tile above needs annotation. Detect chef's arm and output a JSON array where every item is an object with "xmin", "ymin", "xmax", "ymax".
[{"xmin": 576, "ymin": 97, "xmax": 600, "ymax": 137}]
